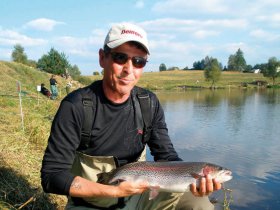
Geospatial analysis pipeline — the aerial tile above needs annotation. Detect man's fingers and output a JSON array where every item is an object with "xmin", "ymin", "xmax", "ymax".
[
  {"xmin": 190, "ymin": 183, "xmax": 197, "ymax": 193},
  {"xmin": 191, "ymin": 177, "xmax": 223, "ymax": 197},
  {"xmin": 190, "ymin": 183, "xmax": 201, "ymax": 197},
  {"xmin": 213, "ymin": 178, "xmax": 222, "ymax": 190},
  {"xmin": 206, "ymin": 175, "xmax": 214, "ymax": 193},
  {"xmin": 199, "ymin": 177, "xmax": 206, "ymax": 195}
]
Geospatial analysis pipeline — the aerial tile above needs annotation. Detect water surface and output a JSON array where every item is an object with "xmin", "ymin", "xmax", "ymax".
[{"xmin": 152, "ymin": 88, "xmax": 280, "ymax": 209}]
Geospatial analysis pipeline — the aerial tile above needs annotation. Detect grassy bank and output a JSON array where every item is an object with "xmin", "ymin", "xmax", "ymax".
[
  {"xmin": 90, "ymin": 70, "xmax": 276, "ymax": 90},
  {"xmin": 0, "ymin": 61, "xmax": 278, "ymax": 209}
]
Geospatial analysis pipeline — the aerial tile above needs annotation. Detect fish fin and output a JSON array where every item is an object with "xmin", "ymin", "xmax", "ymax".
[{"xmin": 149, "ymin": 186, "xmax": 160, "ymax": 200}]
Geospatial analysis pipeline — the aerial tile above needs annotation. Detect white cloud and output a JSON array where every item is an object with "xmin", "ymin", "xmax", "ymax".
[
  {"xmin": 250, "ymin": 29, "xmax": 280, "ymax": 42},
  {"xmin": 0, "ymin": 29, "xmax": 47, "ymax": 46},
  {"xmin": 203, "ymin": 19, "xmax": 248, "ymax": 28},
  {"xmin": 152, "ymin": 0, "xmax": 229, "ymax": 14},
  {"xmin": 135, "ymin": 0, "xmax": 144, "ymax": 9},
  {"xmin": 141, "ymin": 18, "xmax": 247, "ymax": 34},
  {"xmin": 53, "ymin": 36, "xmax": 96, "ymax": 57},
  {"xmin": 24, "ymin": 18, "xmax": 65, "ymax": 31},
  {"xmin": 192, "ymin": 30, "xmax": 220, "ymax": 39},
  {"xmin": 89, "ymin": 29, "xmax": 107, "ymax": 46},
  {"xmin": 149, "ymin": 39, "xmax": 202, "ymax": 68},
  {"xmin": 140, "ymin": 18, "xmax": 247, "ymax": 46},
  {"xmin": 223, "ymin": 42, "xmax": 249, "ymax": 55},
  {"xmin": 256, "ymin": 13, "xmax": 280, "ymax": 27}
]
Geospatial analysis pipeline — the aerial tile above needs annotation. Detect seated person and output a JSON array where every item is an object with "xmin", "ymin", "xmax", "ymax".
[{"xmin": 40, "ymin": 83, "xmax": 51, "ymax": 98}]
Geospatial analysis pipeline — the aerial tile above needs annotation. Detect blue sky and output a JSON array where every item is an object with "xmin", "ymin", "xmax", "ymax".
[{"xmin": 0, "ymin": 0, "xmax": 279, "ymax": 75}]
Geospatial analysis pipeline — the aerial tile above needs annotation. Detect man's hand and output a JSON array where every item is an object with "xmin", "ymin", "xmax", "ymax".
[
  {"xmin": 190, "ymin": 175, "xmax": 222, "ymax": 197},
  {"xmin": 113, "ymin": 181, "xmax": 149, "ymax": 197}
]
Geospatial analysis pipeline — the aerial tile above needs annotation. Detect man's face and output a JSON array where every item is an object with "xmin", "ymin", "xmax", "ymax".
[{"xmin": 99, "ymin": 42, "xmax": 147, "ymax": 100}]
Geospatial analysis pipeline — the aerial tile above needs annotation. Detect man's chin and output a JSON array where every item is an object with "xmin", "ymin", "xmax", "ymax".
[{"xmin": 116, "ymin": 84, "xmax": 134, "ymax": 95}]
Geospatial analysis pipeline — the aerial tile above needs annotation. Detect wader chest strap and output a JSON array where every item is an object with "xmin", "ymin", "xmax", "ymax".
[
  {"xmin": 136, "ymin": 89, "xmax": 152, "ymax": 143},
  {"xmin": 79, "ymin": 86, "xmax": 96, "ymax": 151}
]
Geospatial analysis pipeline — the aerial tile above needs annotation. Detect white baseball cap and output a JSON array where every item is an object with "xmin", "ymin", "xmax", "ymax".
[{"xmin": 104, "ymin": 23, "xmax": 150, "ymax": 54}]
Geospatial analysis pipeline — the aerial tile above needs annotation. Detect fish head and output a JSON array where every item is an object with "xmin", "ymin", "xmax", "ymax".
[
  {"xmin": 213, "ymin": 168, "xmax": 232, "ymax": 183},
  {"xmin": 203, "ymin": 164, "xmax": 233, "ymax": 183}
]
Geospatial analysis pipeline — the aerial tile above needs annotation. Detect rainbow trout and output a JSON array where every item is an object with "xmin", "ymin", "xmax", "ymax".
[{"xmin": 108, "ymin": 161, "xmax": 232, "ymax": 199}]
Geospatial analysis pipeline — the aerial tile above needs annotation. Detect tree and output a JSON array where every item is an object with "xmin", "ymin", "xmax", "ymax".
[
  {"xmin": 244, "ymin": 64, "xmax": 253, "ymax": 73},
  {"xmin": 193, "ymin": 59, "xmax": 205, "ymax": 70},
  {"xmin": 263, "ymin": 57, "xmax": 280, "ymax": 85},
  {"xmin": 227, "ymin": 48, "xmax": 247, "ymax": 71},
  {"xmin": 37, "ymin": 48, "xmax": 70, "ymax": 75},
  {"xmin": 159, "ymin": 63, "xmax": 167, "ymax": 71},
  {"xmin": 204, "ymin": 57, "xmax": 222, "ymax": 88},
  {"xmin": 68, "ymin": 64, "xmax": 81, "ymax": 77},
  {"xmin": 227, "ymin": 55, "xmax": 235, "ymax": 70},
  {"xmin": 11, "ymin": 44, "xmax": 28, "ymax": 64},
  {"xmin": 235, "ymin": 48, "xmax": 247, "ymax": 71}
]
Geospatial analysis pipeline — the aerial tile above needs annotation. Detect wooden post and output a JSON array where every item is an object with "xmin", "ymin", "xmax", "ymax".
[{"xmin": 17, "ymin": 81, "xmax": 24, "ymax": 131}]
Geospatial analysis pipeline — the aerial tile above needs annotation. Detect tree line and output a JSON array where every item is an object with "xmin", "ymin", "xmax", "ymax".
[
  {"xmin": 159, "ymin": 48, "xmax": 280, "ymax": 86},
  {"xmin": 11, "ymin": 44, "xmax": 280, "ymax": 86}
]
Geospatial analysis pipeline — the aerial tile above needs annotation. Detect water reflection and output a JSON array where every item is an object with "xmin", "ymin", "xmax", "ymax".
[{"xmin": 155, "ymin": 89, "xmax": 280, "ymax": 209}]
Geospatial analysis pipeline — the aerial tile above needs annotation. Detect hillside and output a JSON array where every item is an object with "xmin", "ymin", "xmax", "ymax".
[{"xmin": 0, "ymin": 61, "xmax": 82, "ymax": 96}]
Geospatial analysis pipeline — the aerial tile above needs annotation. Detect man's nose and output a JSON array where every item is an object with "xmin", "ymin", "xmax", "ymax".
[{"xmin": 122, "ymin": 59, "xmax": 134, "ymax": 74}]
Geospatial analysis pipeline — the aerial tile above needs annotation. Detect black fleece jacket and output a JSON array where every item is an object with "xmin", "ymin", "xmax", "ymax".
[{"xmin": 40, "ymin": 80, "xmax": 181, "ymax": 195}]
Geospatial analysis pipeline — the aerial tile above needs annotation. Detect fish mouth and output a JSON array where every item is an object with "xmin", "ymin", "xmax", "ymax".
[
  {"xmin": 223, "ymin": 170, "xmax": 233, "ymax": 182},
  {"xmin": 225, "ymin": 170, "xmax": 232, "ymax": 176}
]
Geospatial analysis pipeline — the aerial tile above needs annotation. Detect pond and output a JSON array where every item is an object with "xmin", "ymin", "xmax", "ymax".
[{"xmin": 149, "ymin": 88, "xmax": 280, "ymax": 210}]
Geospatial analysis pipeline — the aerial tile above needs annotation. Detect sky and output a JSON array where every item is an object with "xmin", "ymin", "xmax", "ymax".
[{"xmin": 0, "ymin": 0, "xmax": 279, "ymax": 75}]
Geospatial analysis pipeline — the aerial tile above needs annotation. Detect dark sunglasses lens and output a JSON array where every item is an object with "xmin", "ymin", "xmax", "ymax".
[
  {"xmin": 111, "ymin": 52, "xmax": 147, "ymax": 68},
  {"xmin": 132, "ymin": 57, "xmax": 147, "ymax": 68},
  {"xmin": 111, "ymin": 53, "xmax": 128, "ymax": 64}
]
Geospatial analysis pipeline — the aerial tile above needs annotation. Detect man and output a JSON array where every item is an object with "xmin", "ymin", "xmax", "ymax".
[
  {"xmin": 41, "ymin": 23, "xmax": 221, "ymax": 210},
  {"xmin": 49, "ymin": 74, "xmax": 58, "ymax": 99}
]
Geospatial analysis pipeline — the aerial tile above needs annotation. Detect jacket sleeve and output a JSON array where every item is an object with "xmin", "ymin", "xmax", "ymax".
[
  {"xmin": 147, "ymin": 94, "xmax": 182, "ymax": 162},
  {"xmin": 40, "ymin": 94, "xmax": 84, "ymax": 195}
]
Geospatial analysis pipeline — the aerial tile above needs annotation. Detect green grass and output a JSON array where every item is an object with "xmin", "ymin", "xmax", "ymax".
[{"xmin": 138, "ymin": 70, "xmax": 275, "ymax": 90}]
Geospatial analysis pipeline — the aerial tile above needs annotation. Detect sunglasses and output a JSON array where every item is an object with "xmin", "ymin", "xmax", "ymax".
[{"xmin": 109, "ymin": 52, "xmax": 148, "ymax": 68}]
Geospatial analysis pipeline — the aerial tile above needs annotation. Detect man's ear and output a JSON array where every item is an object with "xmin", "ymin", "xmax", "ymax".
[{"xmin": 99, "ymin": 48, "xmax": 105, "ymax": 68}]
